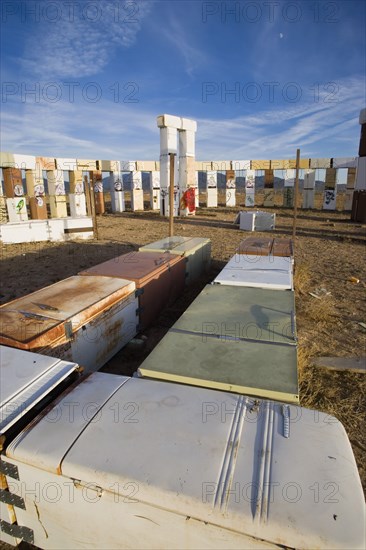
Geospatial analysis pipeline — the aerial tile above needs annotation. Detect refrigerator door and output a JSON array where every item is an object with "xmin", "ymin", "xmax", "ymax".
[
  {"xmin": 4, "ymin": 375, "xmax": 364, "ymax": 550},
  {"xmin": 173, "ymin": 285, "xmax": 296, "ymax": 345},
  {"xmin": 0, "ymin": 346, "xmax": 78, "ymax": 439},
  {"xmin": 214, "ymin": 255, "xmax": 293, "ymax": 290},
  {"xmin": 138, "ymin": 330, "xmax": 298, "ymax": 403}
]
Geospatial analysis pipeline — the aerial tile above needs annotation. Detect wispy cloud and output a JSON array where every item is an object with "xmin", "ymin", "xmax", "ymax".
[
  {"xmin": 1, "ymin": 98, "xmax": 160, "ymax": 159},
  {"xmin": 1, "ymin": 73, "xmax": 363, "ymax": 161},
  {"xmin": 19, "ymin": 1, "xmax": 153, "ymax": 79},
  {"xmin": 160, "ymin": 14, "xmax": 209, "ymax": 77},
  {"xmin": 196, "ymin": 75, "xmax": 364, "ymax": 158}
]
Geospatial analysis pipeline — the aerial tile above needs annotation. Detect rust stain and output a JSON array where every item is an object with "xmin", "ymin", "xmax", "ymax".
[
  {"xmin": 272, "ymin": 238, "xmax": 293, "ymax": 257},
  {"xmin": 237, "ymin": 237, "xmax": 273, "ymax": 256},
  {"xmin": 79, "ymin": 251, "xmax": 184, "ymax": 283},
  {"xmin": 0, "ymin": 276, "xmax": 135, "ymax": 348},
  {"xmin": 95, "ymin": 314, "xmax": 124, "ymax": 366}
]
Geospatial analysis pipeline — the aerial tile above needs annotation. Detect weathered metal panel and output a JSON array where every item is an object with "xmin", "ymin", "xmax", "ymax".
[
  {"xmin": 79, "ymin": 252, "xmax": 186, "ymax": 330},
  {"xmin": 239, "ymin": 211, "xmax": 275, "ymax": 231},
  {"xmin": 138, "ymin": 330, "xmax": 298, "ymax": 402},
  {"xmin": 79, "ymin": 252, "xmax": 178, "ymax": 285},
  {"xmin": 139, "ymin": 236, "xmax": 189, "ymax": 251},
  {"xmin": 0, "ymin": 346, "xmax": 78, "ymax": 438},
  {"xmin": 172, "ymin": 284, "xmax": 296, "ymax": 345},
  {"xmin": 237, "ymin": 237, "xmax": 273, "ymax": 256},
  {"xmin": 139, "ymin": 237, "xmax": 211, "ymax": 284},
  {"xmin": 0, "ymin": 276, "xmax": 136, "ymax": 356},
  {"xmin": 4, "ymin": 374, "xmax": 365, "ymax": 549},
  {"xmin": 69, "ymin": 293, "xmax": 138, "ymax": 370},
  {"xmin": 214, "ymin": 255, "xmax": 293, "ymax": 290},
  {"xmin": 3, "ymin": 168, "xmax": 24, "ymax": 198},
  {"xmin": 5, "ymin": 373, "xmax": 130, "ymax": 474},
  {"xmin": 271, "ymin": 239, "xmax": 293, "ymax": 258}
]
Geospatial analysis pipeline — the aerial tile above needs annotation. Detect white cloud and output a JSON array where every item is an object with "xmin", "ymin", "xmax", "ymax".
[
  {"xmin": 160, "ymin": 14, "xmax": 209, "ymax": 77},
  {"xmin": 195, "ymin": 75, "xmax": 364, "ymax": 158},
  {"xmin": 20, "ymin": 1, "xmax": 153, "ymax": 79},
  {"xmin": 1, "ymin": 75, "xmax": 363, "ymax": 161}
]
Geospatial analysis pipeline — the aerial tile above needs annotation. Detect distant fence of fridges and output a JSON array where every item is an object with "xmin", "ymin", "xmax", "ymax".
[{"xmin": 0, "ymin": 153, "xmax": 362, "ymax": 224}]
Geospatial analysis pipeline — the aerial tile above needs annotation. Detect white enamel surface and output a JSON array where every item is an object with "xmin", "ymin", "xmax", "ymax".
[
  {"xmin": 215, "ymin": 254, "xmax": 293, "ymax": 290},
  {"xmin": 5, "ymin": 374, "xmax": 365, "ymax": 549},
  {"xmin": 131, "ymin": 189, "xmax": 144, "ymax": 211},
  {"xmin": 332, "ymin": 157, "xmax": 357, "ymax": 168},
  {"xmin": 323, "ymin": 189, "xmax": 337, "ymax": 210},
  {"xmin": 120, "ymin": 161, "xmax": 136, "ymax": 172},
  {"xmin": 226, "ymin": 188, "xmax": 236, "ymax": 207},
  {"xmin": 207, "ymin": 187, "xmax": 218, "ymax": 207},
  {"xmin": 110, "ymin": 190, "xmax": 125, "ymax": 212},
  {"xmin": 239, "ymin": 211, "xmax": 275, "ymax": 231},
  {"xmin": 0, "ymin": 346, "xmax": 78, "ymax": 435},
  {"xmin": 55, "ymin": 158, "xmax": 77, "ymax": 170},
  {"xmin": 0, "ymin": 220, "xmax": 50, "ymax": 243},
  {"xmin": 232, "ymin": 160, "xmax": 251, "ymax": 170},
  {"xmin": 6, "ymin": 198, "xmax": 28, "ymax": 223},
  {"xmin": 69, "ymin": 194, "xmax": 87, "ymax": 217}
]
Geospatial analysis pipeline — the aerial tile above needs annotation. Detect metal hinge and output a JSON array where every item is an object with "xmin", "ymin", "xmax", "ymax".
[
  {"xmin": 0, "ymin": 520, "xmax": 34, "ymax": 544},
  {"xmin": 135, "ymin": 288, "xmax": 144, "ymax": 297},
  {"xmin": 0, "ymin": 489, "xmax": 25, "ymax": 509},
  {"xmin": 0, "ymin": 461, "xmax": 19, "ymax": 480}
]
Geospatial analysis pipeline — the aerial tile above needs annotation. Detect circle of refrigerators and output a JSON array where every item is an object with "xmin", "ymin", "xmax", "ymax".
[{"xmin": 0, "ymin": 236, "xmax": 364, "ymax": 550}]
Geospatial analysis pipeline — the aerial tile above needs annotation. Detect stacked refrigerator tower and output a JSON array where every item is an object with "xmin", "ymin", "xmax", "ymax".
[{"xmin": 0, "ymin": 236, "xmax": 365, "ymax": 549}]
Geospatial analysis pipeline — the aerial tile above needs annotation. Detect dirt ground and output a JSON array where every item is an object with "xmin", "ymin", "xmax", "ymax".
[{"xmin": 0, "ymin": 201, "xmax": 365, "ymax": 548}]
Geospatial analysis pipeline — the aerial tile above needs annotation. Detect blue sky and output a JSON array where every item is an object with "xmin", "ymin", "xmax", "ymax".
[{"xmin": 1, "ymin": 0, "xmax": 365, "ymax": 161}]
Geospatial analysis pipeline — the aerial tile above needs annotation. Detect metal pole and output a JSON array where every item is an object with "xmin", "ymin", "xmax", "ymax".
[
  {"xmin": 85, "ymin": 174, "xmax": 98, "ymax": 240},
  {"xmin": 292, "ymin": 148, "xmax": 300, "ymax": 242},
  {"xmin": 169, "ymin": 153, "xmax": 175, "ymax": 237}
]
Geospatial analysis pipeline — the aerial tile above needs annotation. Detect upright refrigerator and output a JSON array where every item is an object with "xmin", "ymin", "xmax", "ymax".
[
  {"xmin": 79, "ymin": 251, "xmax": 186, "ymax": 330},
  {"xmin": 0, "ymin": 276, "xmax": 138, "ymax": 372}
]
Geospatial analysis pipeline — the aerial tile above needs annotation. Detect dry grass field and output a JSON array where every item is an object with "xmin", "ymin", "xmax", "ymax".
[{"xmin": 1, "ymin": 199, "xmax": 365, "ymax": 510}]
